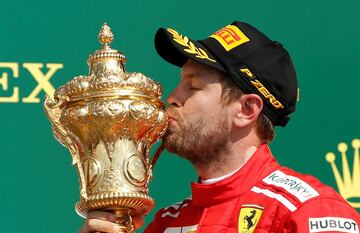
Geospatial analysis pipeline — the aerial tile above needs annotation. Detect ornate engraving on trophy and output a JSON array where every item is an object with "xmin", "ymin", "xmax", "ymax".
[
  {"xmin": 81, "ymin": 156, "xmax": 102, "ymax": 188},
  {"xmin": 126, "ymin": 154, "xmax": 146, "ymax": 184}
]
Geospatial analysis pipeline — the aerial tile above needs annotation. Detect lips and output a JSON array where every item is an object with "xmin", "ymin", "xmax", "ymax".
[
  {"xmin": 166, "ymin": 110, "xmax": 180, "ymax": 128},
  {"xmin": 167, "ymin": 115, "xmax": 177, "ymax": 127},
  {"xmin": 166, "ymin": 107, "xmax": 179, "ymax": 123},
  {"xmin": 167, "ymin": 115, "xmax": 176, "ymax": 122}
]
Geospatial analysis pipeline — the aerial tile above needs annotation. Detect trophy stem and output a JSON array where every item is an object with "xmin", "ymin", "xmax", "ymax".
[
  {"xmin": 94, "ymin": 208, "xmax": 134, "ymax": 233},
  {"xmin": 114, "ymin": 208, "xmax": 135, "ymax": 233}
]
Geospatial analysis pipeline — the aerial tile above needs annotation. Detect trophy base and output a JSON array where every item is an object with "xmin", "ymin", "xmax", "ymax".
[{"xmin": 76, "ymin": 192, "xmax": 154, "ymax": 233}]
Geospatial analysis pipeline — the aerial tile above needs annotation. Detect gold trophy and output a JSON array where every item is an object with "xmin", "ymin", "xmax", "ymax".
[{"xmin": 44, "ymin": 23, "xmax": 168, "ymax": 232}]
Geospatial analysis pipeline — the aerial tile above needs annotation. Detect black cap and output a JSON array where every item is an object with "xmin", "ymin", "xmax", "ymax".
[{"xmin": 154, "ymin": 21, "xmax": 298, "ymax": 127}]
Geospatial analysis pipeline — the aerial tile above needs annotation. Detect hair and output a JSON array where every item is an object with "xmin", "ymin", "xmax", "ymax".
[{"xmin": 219, "ymin": 73, "xmax": 275, "ymax": 143}]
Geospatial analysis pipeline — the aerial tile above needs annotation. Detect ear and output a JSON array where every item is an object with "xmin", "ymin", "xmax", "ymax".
[{"xmin": 233, "ymin": 94, "xmax": 263, "ymax": 128}]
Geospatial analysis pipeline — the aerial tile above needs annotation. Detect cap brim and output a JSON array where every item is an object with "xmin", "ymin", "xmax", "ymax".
[{"xmin": 154, "ymin": 28, "xmax": 226, "ymax": 73}]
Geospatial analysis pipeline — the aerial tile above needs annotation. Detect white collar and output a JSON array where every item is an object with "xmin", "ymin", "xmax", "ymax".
[{"xmin": 200, "ymin": 146, "xmax": 257, "ymax": 185}]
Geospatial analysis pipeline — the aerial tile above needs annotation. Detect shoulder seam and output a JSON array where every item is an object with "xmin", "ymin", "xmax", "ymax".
[
  {"xmin": 251, "ymin": 186, "xmax": 297, "ymax": 212},
  {"xmin": 278, "ymin": 195, "xmax": 358, "ymax": 231}
]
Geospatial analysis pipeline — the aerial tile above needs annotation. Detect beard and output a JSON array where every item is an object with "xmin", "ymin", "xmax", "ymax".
[{"xmin": 163, "ymin": 107, "xmax": 231, "ymax": 168}]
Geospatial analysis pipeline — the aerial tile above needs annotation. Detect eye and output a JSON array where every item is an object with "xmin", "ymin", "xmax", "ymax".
[
  {"xmin": 190, "ymin": 86, "xmax": 201, "ymax": 90},
  {"xmin": 189, "ymin": 82, "xmax": 202, "ymax": 90},
  {"xmin": 189, "ymin": 85, "xmax": 201, "ymax": 91}
]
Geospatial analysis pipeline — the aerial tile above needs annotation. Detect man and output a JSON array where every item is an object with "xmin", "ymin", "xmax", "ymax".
[{"xmin": 79, "ymin": 21, "xmax": 360, "ymax": 233}]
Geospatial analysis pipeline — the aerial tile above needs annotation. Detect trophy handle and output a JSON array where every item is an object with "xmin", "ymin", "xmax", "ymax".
[
  {"xmin": 145, "ymin": 109, "xmax": 168, "ymax": 181},
  {"xmin": 44, "ymin": 95, "xmax": 88, "ymax": 200},
  {"xmin": 147, "ymin": 143, "xmax": 165, "ymax": 181}
]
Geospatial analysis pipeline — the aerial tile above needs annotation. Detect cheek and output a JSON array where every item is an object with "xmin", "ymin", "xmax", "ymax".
[{"xmin": 182, "ymin": 93, "xmax": 223, "ymax": 118}]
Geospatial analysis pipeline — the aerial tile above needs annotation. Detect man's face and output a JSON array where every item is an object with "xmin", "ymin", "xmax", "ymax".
[{"xmin": 163, "ymin": 60, "xmax": 232, "ymax": 167}]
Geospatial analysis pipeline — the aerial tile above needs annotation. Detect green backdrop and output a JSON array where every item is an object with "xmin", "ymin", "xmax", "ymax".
[{"xmin": 0, "ymin": 0, "xmax": 359, "ymax": 232}]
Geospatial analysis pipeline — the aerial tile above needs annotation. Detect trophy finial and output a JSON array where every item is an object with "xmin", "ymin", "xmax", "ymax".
[
  {"xmin": 86, "ymin": 22, "xmax": 126, "ymax": 74},
  {"xmin": 98, "ymin": 22, "xmax": 114, "ymax": 46}
]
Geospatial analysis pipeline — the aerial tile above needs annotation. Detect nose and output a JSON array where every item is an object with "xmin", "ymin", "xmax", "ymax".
[{"xmin": 167, "ymin": 86, "xmax": 184, "ymax": 107}]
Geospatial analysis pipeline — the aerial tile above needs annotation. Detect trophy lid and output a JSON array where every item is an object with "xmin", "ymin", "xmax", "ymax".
[
  {"xmin": 53, "ymin": 23, "xmax": 163, "ymax": 105},
  {"xmin": 87, "ymin": 23, "xmax": 126, "ymax": 67}
]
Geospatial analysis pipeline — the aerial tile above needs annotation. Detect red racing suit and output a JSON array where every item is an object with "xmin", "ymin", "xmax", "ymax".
[{"xmin": 144, "ymin": 144, "xmax": 360, "ymax": 233}]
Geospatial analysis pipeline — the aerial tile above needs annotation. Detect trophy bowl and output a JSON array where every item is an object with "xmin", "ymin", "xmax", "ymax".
[{"xmin": 44, "ymin": 23, "xmax": 168, "ymax": 232}]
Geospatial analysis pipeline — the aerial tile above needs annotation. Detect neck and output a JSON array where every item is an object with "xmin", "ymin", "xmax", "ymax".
[{"xmin": 195, "ymin": 138, "xmax": 262, "ymax": 180}]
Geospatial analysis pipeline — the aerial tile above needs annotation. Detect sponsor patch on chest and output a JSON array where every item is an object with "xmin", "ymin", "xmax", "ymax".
[
  {"xmin": 262, "ymin": 170, "xmax": 319, "ymax": 202},
  {"xmin": 309, "ymin": 217, "xmax": 359, "ymax": 233},
  {"xmin": 238, "ymin": 204, "xmax": 264, "ymax": 233}
]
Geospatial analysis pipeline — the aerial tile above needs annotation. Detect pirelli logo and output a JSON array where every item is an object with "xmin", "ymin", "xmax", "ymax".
[
  {"xmin": 210, "ymin": 25, "xmax": 250, "ymax": 51},
  {"xmin": 240, "ymin": 68, "xmax": 284, "ymax": 109}
]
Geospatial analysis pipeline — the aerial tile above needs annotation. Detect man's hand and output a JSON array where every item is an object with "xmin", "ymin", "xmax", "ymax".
[{"xmin": 78, "ymin": 211, "xmax": 145, "ymax": 233}]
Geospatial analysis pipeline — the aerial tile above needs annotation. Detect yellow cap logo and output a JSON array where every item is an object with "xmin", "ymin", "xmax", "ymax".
[
  {"xmin": 210, "ymin": 25, "xmax": 250, "ymax": 51},
  {"xmin": 240, "ymin": 68, "xmax": 284, "ymax": 109},
  {"xmin": 238, "ymin": 205, "xmax": 263, "ymax": 233},
  {"xmin": 167, "ymin": 28, "xmax": 216, "ymax": 63}
]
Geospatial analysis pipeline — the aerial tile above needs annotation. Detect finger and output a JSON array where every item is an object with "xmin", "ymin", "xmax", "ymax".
[
  {"xmin": 79, "ymin": 218, "xmax": 120, "ymax": 233},
  {"xmin": 132, "ymin": 215, "xmax": 145, "ymax": 230},
  {"xmin": 87, "ymin": 211, "xmax": 116, "ymax": 222}
]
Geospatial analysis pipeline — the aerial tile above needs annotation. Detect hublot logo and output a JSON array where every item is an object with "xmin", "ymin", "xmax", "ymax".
[{"xmin": 309, "ymin": 217, "xmax": 358, "ymax": 233}]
